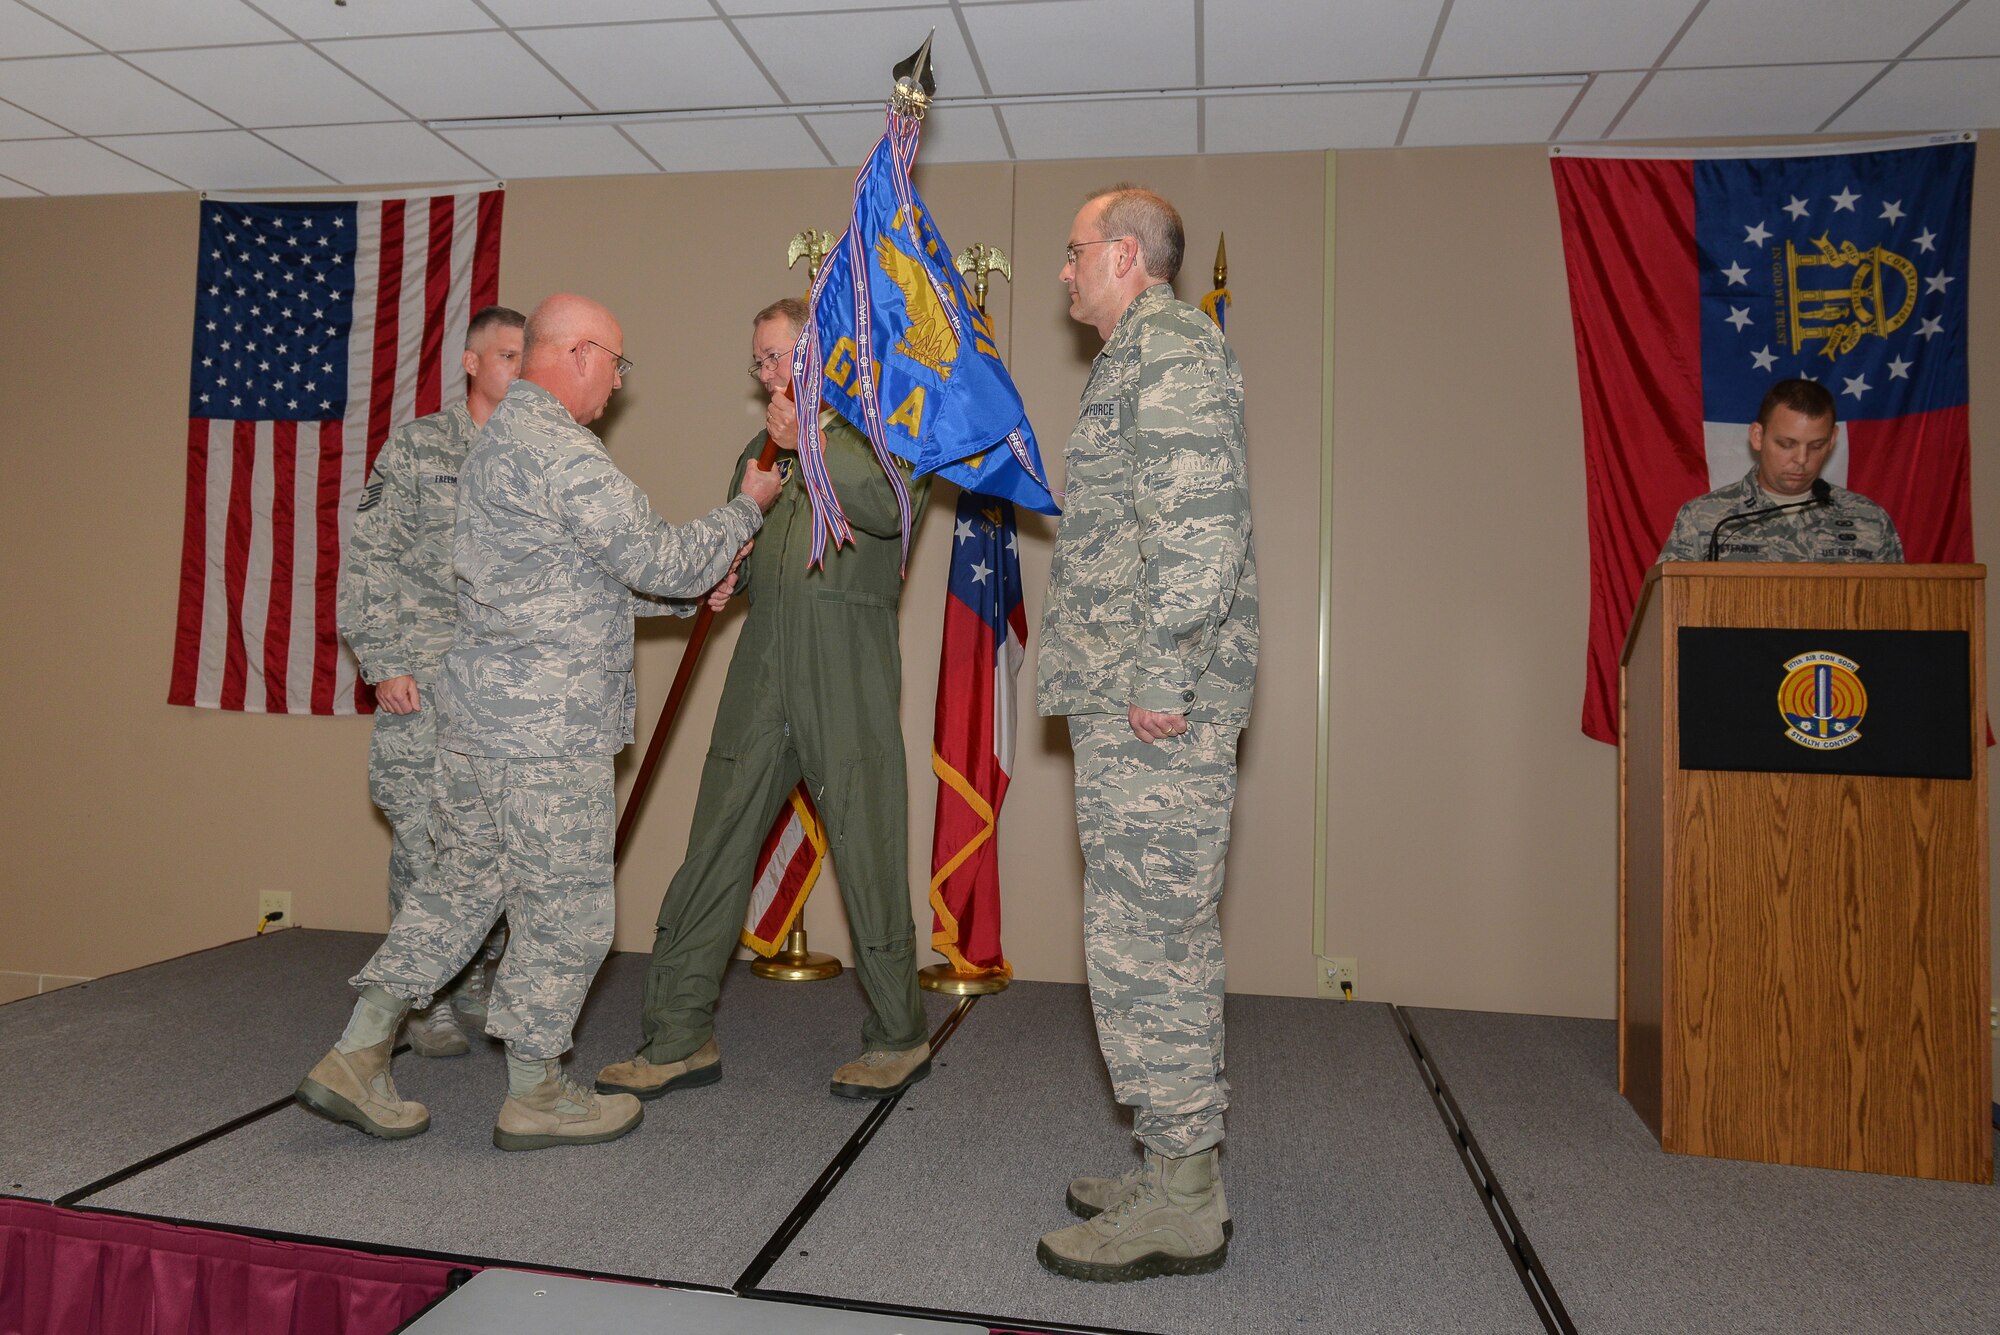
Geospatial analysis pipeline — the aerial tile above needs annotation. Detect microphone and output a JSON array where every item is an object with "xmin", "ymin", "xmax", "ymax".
[{"xmin": 1705, "ymin": 478, "xmax": 1832, "ymax": 560}]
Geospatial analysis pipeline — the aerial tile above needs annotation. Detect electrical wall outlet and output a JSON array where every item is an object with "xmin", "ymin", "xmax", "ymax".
[
  {"xmin": 1316, "ymin": 956, "xmax": 1358, "ymax": 1001},
  {"xmin": 258, "ymin": 890, "xmax": 293, "ymax": 930}
]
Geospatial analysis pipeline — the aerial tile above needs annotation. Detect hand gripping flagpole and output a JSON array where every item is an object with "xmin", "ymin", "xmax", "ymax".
[{"xmin": 917, "ymin": 240, "xmax": 1015, "ymax": 999}]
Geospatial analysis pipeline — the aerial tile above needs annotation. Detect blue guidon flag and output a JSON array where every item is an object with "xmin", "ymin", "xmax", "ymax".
[
  {"xmin": 791, "ymin": 110, "xmax": 1057, "ymax": 566},
  {"xmin": 1551, "ymin": 133, "xmax": 1975, "ymax": 744}
]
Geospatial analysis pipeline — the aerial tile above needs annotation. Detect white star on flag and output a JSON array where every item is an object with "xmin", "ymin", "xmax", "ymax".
[
  {"xmin": 1879, "ymin": 200, "xmax": 1905, "ymax": 223},
  {"xmin": 1830, "ymin": 186, "xmax": 1860, "ymax": 212},
  {"xmin": 970, "ymin": 560, "xmax": 992, "ymax": 584},
  {"xmin": 1751, "ymin": 346, "xmax": 1778, "ymax": 371},
  {"xmin": 1917, "ymin": 316, "xmax": 1943, "ymax": 339},
  {"xmin": 954, "ymin": 517, "xmax": 974, "ymax": 543},
  {"xmin": 1887, "ymin": 356, "xmax": 1912, "ymax": 380},
  {"xmin": 1924, "ymin": 271, "xmax": 1954, "ymax": 294},
  {"xmin": 1783, "ymin": 195, "xmax": 1810, "ymax": 220},
  {"xmin": 1913, "ymin": 227, "xmax": 1937, "ymax": 253},
  {"xmin": 1743, "ymin": 221, "xmax": 1771, "ymax": 246},
  {"xmin": 1725, "ymin": 306, "xmax": 1752, "ymax": 331},
  {"xmin": 1842, "ymin": 375, "xmax": 1870, "ymax": 400},
  {"xmin": 1721, "ymin": 261, "xmax": 1750, "ymax": 286}
]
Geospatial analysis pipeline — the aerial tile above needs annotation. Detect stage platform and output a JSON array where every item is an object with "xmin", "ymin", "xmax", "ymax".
[{"xmin": 2, "ymin": 930, "xmax": 1996, "ymax": 1334}]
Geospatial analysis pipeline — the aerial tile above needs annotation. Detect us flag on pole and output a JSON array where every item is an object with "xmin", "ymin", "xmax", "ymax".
[
  {"xmin": 927, "ymin": 491, "xmax": 1026, "ymax": 978},
  {"xmin": 1552, "ymin": 134, "xmax": 1974, "ymax": 743},
  {"xmin": 740, "ymin": 785, "xmax": 828, "ymax": 956},
  {"xmin": 169, "ymin": 187, "xmax": 503, "ymax": 714}
]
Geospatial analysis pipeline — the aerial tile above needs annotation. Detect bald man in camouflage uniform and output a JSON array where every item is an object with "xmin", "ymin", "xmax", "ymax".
[
  {"xmin": 1034, "ymin": 187, "xmax": 1257, "ymax": 1282},
  {"xmin": 338, "ymin": 305, "xmax": 523, "ymax": 1059},
  {"xmin": 1659, "ymin": 379, "xmax": 1903, "ymax": 564},
  {"xmin": 299, "ymin": 294, "xmax": 781, "ymax": 1152}
]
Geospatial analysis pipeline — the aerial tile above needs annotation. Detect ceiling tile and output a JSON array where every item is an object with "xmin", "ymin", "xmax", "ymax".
[
  {"xmin": 736, "ymin": 7, "xmax": 977, "ymax": 104},
  {"xmin": 1913, "ymin": 1, "xmax": 2000, "ymax": 57},
  {"xmin": 438, "ymin": 125, "xmax": 657, "ymax": 178},
  {"xmin": 262, "ymin": 121, "xmax": 484, "ymax": 185},
  {"xmin": 1402, "ymin": 84, "xmax": 1579, "ymax": 146},
  {"xmin": 1203, "ymin": 90, "xmax": 1409, "ymax": 151},
  {"xmin": 1205, "ymin": 0, "xmax": 1437, "ymax": 85},
  {"xmin": 0, "ymin": 55, "xmax": 230, "ymax": 136},
  {"xmin": 518, "ymin": 21, "xmax": 769, "ymax": 113},
  {"xmin": 96, "ymin": 129, "xmax": 333, "ymax": 190},
  {"xmin": 621, "ymin": 115, "xmax": 830, "ymax": 172},
  {"xmin": 487, "ymin": 0, "xmax": 711, "ymax": 23},
  {"xmin": 247, "ymin": 0, "xmax": 498, "ymax": 40},
  {"xmin": 0, "ymin": 0, "xmax": 94, "ymax": 57},
  {"xmin": 1829, "ymin": 56, "xmax": 2000, "ymax": 132},
  {"xmin": 1666, "ymin": 0, "xmax": 1961, "ymax": 68},
  {"xmin": 130, "ymin": 45, "xmax": 402, "ymax": 128},
  {"xmin": 999, "ymin": 97, "xmax": 1197, "ymax": 159},
  {"xmin": 1612, "ymin": 62, "xmax": 1882, "ymax": 139},
  {"xmin": 0, "ymin": 174, "xmax": 42, "ymax": 196},
  {"xmin": 1428, "ymin": 0, "xmax": 1688, "ymax": 76},
  {"xmin": 808, "ymin": 105, "xmax": 1010, "ymax": 166},
  {"xmin": 1554, "ymin": 70, "xmax": 1645, "ymax": 140},
  {"xmin": 968, "ymin": 0, "xmax": 1195, "ymax": 95},
  {"xmin": 718, "ymin": 0, "xmax": 934, "ymax": 12},
  {"xmin": 26, "ymin": 0, "xmax": 286, "ymax": 50},
  {"xmin": 0, "ymin": 99, "xmax": 66, "ymax": 139},
  {"xmin": 316, "ymin": 32, "xmax": 589, "ymax": 120},
  {"xmin": 0, "ymin": 137, "xmax": 179, "ymax": 193}
]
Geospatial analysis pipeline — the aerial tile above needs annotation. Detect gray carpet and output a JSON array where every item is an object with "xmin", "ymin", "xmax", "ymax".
[
  {"xmin": 1407, "ymin": 1008, "xmax": 2000, "ymax": 1335},
  {"xmin": 759, "ymin": 984, "xmax": 1541, "ymax": 1335},
  {"xmin": 0, "ymin": 929, "xmax": 382, "ymax": 1200},
  {"xmin": 90, "ymin": 948, "xmax": 955, "ymax": 1289}
]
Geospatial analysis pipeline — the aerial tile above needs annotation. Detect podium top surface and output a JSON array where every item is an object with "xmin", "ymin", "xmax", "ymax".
[{"xmin": 1623, "ymin": 563, "xmax": 1987, "ymax": 665}]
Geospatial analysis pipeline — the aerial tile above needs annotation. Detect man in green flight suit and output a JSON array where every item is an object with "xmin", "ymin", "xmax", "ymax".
[{"xmin": 598, "ymin": 297, "xmax": 934, "ymax": 1103}]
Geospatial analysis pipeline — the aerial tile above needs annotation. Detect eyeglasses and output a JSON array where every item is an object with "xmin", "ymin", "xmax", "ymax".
[
  {"xmin": 1063, "ymin": 236, "xmax": 1131, "ymax": 267},
  {"xmin": 582, "ymin": 339, "xmax": 632, "ymax": 378},
  {"xmin": 747, "ymin": 347, "xmax": 792, "ymax": 378}
]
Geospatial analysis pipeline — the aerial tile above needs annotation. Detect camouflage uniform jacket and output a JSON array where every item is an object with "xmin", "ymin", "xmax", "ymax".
[
  {"xmin": 438, "ymin": 380, "xmax": 764, "ymax": 758},
  {"xmin": 1036, "ymin": 283, "xmax": 1259, "ymax": 726},
  {"xmin": 337, "ymin": 401, "xmax": 477, "ymax": 683},
  {"xmin": 1659, "ymin": 468, "xmax": 1904, "ymax": 563}
]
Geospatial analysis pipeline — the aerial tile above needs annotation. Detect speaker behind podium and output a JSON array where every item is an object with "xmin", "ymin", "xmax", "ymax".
[{"xmin": 1619, "ymin": 562, "xmax": 1991, "ymax": 1183}]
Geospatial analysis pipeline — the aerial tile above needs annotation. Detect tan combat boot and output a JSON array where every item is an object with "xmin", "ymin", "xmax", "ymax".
[
  {"xmin": 494, "ymin": 1072, "xmax": 643, "ymax": 1151},
  {"xmin": 829, "ymin": 1041, "xmax": 931, "ymax": 1100},
  {"xmin": 295, "ymin": 1040, "xmax": 430, "ymax": 1139},
  {"xmin": 594, "ymin": 1037, "xmax": 722, "ymax": 1100},
  {"xmin": 1037, "ymin": 1148, "xmax": 1228, "ymax": 1281},
  {"xmin": 404, "ymin": 1003, "xmax": 471, "ymax": 1058},
  {"xmin": 1067, "ymin": 1162, "xmax": 1232, "ymax": 1239}
]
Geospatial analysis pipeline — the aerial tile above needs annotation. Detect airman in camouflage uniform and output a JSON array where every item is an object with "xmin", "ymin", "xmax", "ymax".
[
  {"xmin": 1660, "ymin": 378, "xmax": 1904, "ymax": 564},
  {"xmin": 337, "ymin": 305, "xmax": 523, "ymax": 1058},
  {"xmin": 1034, "ymin": 188, "xmax": 1257, "ymax": 1282},
  {"xmin": 299, "ymin": 294, "xmax": 782, "ymax": 1152}
]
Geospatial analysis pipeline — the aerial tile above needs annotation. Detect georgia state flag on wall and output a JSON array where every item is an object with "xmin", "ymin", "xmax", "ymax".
[{"xmin": 1553, "ymin": 133, "xmax": 1975, "ymax": 744}]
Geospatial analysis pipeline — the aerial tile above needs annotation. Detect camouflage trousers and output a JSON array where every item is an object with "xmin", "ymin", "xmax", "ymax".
[
  {"xmin": 1067, "ymin": 714, "xmax": 1240, "ymax": 1156},
  {"xmin": 367, "ymin": 673, "xmax": 506, "ymax": 995},
  {"xmin": 353, "ymin": 749, "xmax": 615, "ymax": 1060}
]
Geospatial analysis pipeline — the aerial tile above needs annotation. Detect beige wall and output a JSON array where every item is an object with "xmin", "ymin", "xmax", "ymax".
[{"xmin": 1, "ymin": 143, "xmax": 1993, "ymax": 1057}]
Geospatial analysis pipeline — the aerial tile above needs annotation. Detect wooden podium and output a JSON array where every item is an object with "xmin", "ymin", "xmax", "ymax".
[{"xmin": 1620, "ymin": 563, "xmax": 1991, "ymax": 1183}]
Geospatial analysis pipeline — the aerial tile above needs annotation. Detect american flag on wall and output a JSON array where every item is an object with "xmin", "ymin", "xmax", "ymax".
[{"xmin": 169, "ymin": 187, "xmax": 503, "ymax": 714}]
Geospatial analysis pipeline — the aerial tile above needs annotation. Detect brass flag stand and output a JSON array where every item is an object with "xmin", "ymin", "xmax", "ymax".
[
  {"xmin": 918, "ymin": 239, "xmax": 1015, "ymax": 999},
  {"xmin": 751, "ymin": 225, "xmax": 845, "ymax": 984}
]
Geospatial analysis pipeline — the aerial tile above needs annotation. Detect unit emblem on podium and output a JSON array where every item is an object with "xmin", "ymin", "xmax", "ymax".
[{"xmin": 1777, "ymin": 651, "xmax": 1867, "ymax": 750}]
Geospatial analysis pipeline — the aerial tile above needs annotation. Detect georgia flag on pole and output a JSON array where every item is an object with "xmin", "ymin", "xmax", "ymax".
[
  {"xmin": 1552, "ymin": 133, "xmax": 1975, "ymax": 744},
  {"xmin": 927, "ymin": 491, "xmax": 1026, "ymax": 977}
]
